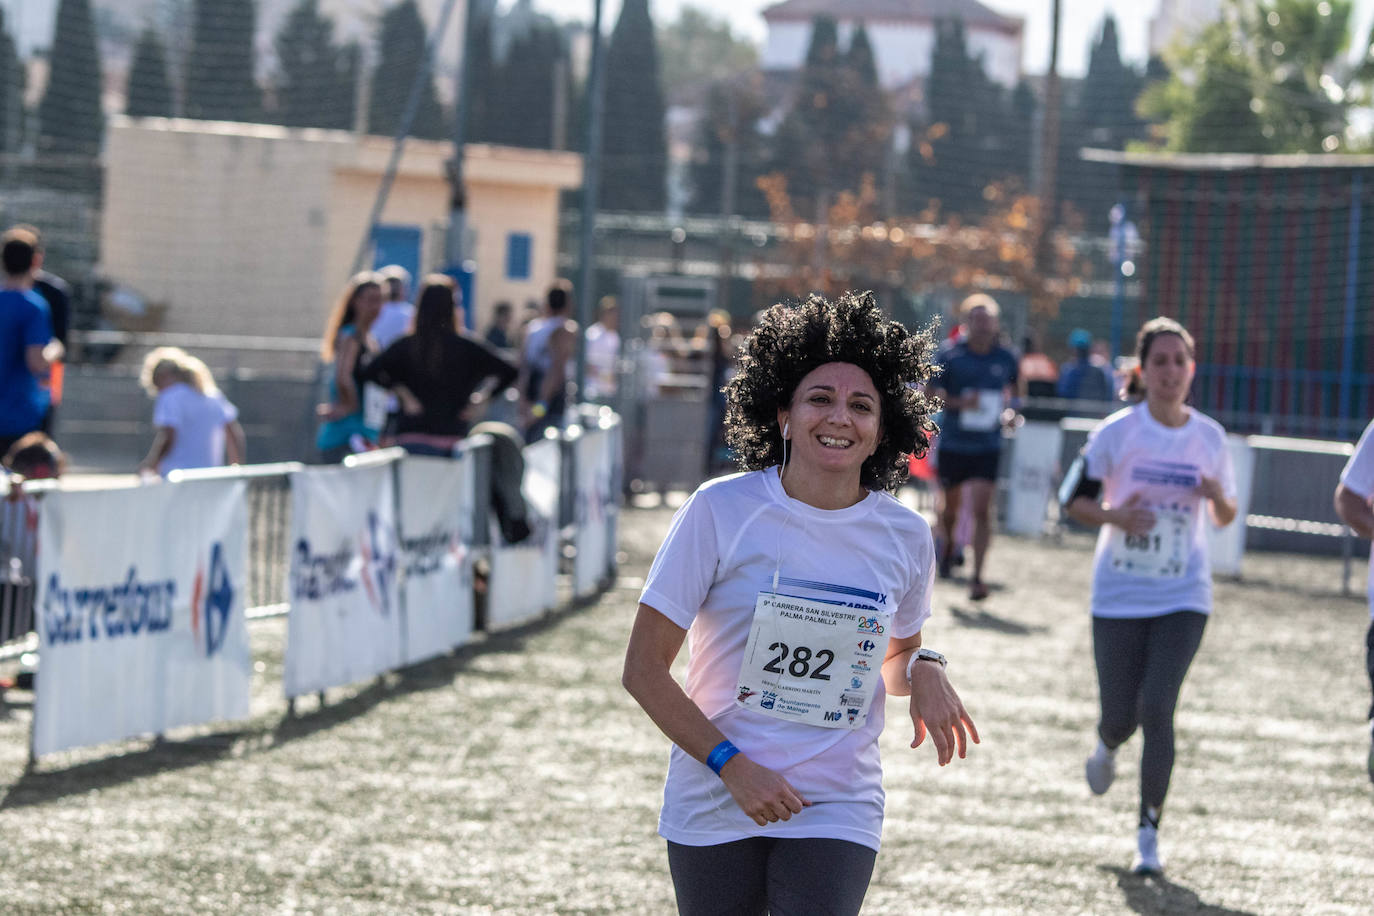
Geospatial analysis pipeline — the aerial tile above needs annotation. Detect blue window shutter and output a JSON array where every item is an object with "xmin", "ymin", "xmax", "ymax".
[{"xmin": 506, "ymin": 233, "xmax": 532, "ymax": 280}]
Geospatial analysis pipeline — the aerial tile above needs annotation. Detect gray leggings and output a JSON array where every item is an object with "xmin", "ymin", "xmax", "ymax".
[
  {"xmin": 666, "ymin": 837, "xmax": 876, "ymax": 916},
  {"xmin": 1093, "ymin": 611, "xmax": 1208, "ymax": 826}
]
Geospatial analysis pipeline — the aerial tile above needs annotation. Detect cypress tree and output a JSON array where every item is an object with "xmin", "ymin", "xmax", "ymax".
[
  {"xmin": 688, "ymin": 79, "xmax": 770, "ymax": 218},
  {"xmin": 186, "ymin": 0, "xmax": 262, "ymax": 122},
  {"xmin": 274, "ymin": 0, "xmax": 354, "ymax": 129},
  {"xmin": 126, "ymin": 27, "xmax": 174, "ymax": 118},
  {"xmin": 488, "ymin": 23, "xmax": 564, "ymax": 149},
  {"xmin": 465, "ymin": 0, "xmax": 498, "ymax": 142},
  {"xmin": 369, "ymin": 0, "xmax": 447, "ymax": 141},
  {"xmin": 772, "ymin": 17, "xmax": 843, "ymax": 213},
  {"xmin": 774, "ymin": 17, "xmax": 892, "ymax": 214},
  {"xmin": 0, "ymin": 9, "xmax": 21, "ymax": 151},
  {"xmin": 840, "ymin": 23, "xmax": 890, "ymax": 182},
  {"xmin": 601, "ymin": 0, "xmax": 667, "ymax": 212},
  {"xmin": 1005, "ymin": 79, "xmax": 1036, "ymax": 189},
  {"xmin": 37, "ymin": 0, "xmax": 104, "ymax": 155},
  {"xmin": 916, "ymin": 18, "xmax": 1000, "ymax": 218}
]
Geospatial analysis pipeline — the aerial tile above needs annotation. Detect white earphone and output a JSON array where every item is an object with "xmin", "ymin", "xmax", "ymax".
[{"xmin": 782, "ymin": 421, "xmax": 789, "ymax": 439}]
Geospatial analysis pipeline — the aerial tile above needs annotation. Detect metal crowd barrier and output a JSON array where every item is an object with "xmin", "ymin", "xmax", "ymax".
[{"xmin": 0, "ymin": 419, "xmax": 615, "ymax": 729}]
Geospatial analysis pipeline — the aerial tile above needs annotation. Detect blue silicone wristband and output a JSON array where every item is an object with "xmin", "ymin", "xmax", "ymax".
[{"xmin": 706, "ymin": 740, "xmax": 740, "ymax": 776}]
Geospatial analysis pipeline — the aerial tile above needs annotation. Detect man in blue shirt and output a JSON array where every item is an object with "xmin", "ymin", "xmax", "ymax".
[
  {"xmin": 931, "ymin": 294, "xmax": 1018, "ymax": 600},
  {"xmin": 0, "ymin": 228, "xmax": 58, "ymax": 458}
]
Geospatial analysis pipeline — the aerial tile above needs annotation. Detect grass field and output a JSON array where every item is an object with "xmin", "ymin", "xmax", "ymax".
[{"xmin": 1, "ymin": 504, "xmax": 1371, "ymax": 914}]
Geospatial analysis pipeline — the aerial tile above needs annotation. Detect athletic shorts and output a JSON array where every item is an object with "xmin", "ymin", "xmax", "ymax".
[{"xmin": 936, "ymin": 447, "xmax": 1000, "ymax": 488}]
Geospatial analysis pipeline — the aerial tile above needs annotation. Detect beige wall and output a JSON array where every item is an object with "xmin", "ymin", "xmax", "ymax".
[{"xmin": 102, "ymin": 117, "xmax": 582, "ymax": 343}]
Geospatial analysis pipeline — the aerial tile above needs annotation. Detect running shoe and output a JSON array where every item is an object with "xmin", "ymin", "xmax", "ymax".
[
  {"xmin": 1131, "ymin": 825, "xmax": 1164, "ymax": 875},
  {"xmin": 1085, "ymin": 740, "xmax": 1116, "ymax": 795}
]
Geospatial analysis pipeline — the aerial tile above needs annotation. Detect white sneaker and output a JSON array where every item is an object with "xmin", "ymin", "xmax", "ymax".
[
  {"xmin": 1131, "ymin": 825, "xmax": 1164, "ymax": 875},
  {"xmin": 1085, "ymin": 740, "xmax": 1116, "ymax": 795}
]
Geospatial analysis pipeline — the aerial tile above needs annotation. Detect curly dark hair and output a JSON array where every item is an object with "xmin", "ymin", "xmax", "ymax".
[{"xmin": 724, "ymin": 290, "xmax": 941, "ymax": 492}]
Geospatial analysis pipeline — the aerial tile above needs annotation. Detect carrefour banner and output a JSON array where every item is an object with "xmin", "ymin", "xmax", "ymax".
[
  {"xmin": 33, "ymin": 478, "xmax": 251, "ymax": 757},
  {"xmin": 397, "ymin": 454, "xmax": 475, "ymax": 665},
  {"xmin": 285, "ymin": 462, "xmax": 403, "ymax": 698},
  {"xmin": 488, "ymin": 438, "xmax": 560, "ymax": 630},
  {"xmin": 573, "ymin": 426, "xmax": 618, "ymax": 598}
]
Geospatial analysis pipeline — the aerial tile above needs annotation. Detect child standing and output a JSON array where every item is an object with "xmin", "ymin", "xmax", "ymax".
[{"xmin": 138, "ymin": 347, "xmax": 245, "ymax": 477}]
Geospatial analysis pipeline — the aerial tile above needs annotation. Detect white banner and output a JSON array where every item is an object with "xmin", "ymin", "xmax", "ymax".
[
  {"xmin": 488, "ymin": 438, "xmax": 560, "ymax": 629},
  {"xmin": 1206, "ymin": 434, "xmax": 1254, "ymax": 578},
  {"xmin": 573, "ymin": 427, "xmax": 615, "ymax": 598},
  {"xmin": 33, "ymin": 479, "xmax": 252, "ymax": 757},
  {"xmin": 397, "ymin": 455, "xmax": 475, "ymax": 666},
  {"xmin": 1005, "ymin": 421, "xmax": 1063, "ymax": 536},
  {"xmin": 285, "ymin": 462, "xmax": 403, "ymax": 698}
]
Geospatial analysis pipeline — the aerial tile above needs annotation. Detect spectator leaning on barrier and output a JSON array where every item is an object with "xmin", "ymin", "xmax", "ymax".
[
  {"xmin": 357, "ymin": 275, "xmax": 518, "ymax": 457},
  {"xmin": 518, "ymin": 279, "xmax": 577, "ymax": 443},
  {"xmin": 623, "ymin": 291, "xmax": 977, "ymax": 916},
  {"xmin": 0, "ymin": 227, "xmax": 61, "ymax": 459},
  {"xmin": 316, "ymin": 272, "xmax": 385, "ymax": 463},
  {"xmin": 1334, "ymin": 419, "xmax": 1374, "ymax": 783},
  {"xmin": 138, "ymin": 347, "xmax": 246, "ymax": 477}
]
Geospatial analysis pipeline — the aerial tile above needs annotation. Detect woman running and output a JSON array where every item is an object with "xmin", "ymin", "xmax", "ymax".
[
  {"xmin": 623, "ymin": 291, "xmax": 977, "ymax": 915},
  {"xmin": 1062, "ymin": 316, "xmax": 1237, "ymax": 874}
]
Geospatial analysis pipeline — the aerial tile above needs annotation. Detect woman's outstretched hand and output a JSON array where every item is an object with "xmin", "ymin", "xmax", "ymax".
[{"xmin": 909, "ymin": 661, "xmax": 979, "ymax": 766}]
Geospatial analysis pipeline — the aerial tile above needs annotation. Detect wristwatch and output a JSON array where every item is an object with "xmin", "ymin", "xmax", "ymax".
[
  {"xmin": 906, "ymin": 647, "xmax": 947, "ymax": 684},
  {"xmin": 913, "ymin": 647, "xmax": 947, "ymax": 669}
]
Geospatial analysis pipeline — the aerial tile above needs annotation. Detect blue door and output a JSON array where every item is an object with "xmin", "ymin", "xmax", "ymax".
[{"xmin": 370, "ymin": 224, "xmax": 423, "ymax": 289}]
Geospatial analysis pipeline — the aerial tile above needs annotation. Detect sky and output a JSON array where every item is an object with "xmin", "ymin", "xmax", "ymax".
[{"xmin": 5, "ymin": 0, "xmax": 1374, "ymax": 79}]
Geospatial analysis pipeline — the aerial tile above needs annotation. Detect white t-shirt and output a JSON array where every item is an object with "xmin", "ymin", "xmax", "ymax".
[
  {"xmin": 1339, "ymin": 418, "xmax": 1374, "ymax": 618},
  {"xmin": 371, "ymin": 301, "xmax": 415, "ymax": 349},
  {"xmin": 153, "ymin": 382, "xmax": 239, "ymax": 475},
  {"xmin": 584, "ymin": 324, "xmax": 620, "ymax": 399},
  {"xmin": 639, "ymin": 469, "xmax": 934, "ymax": 851},
  {"xmin": 1082, "ymin": 403, "xmax": 1236, "ymax": 619}
]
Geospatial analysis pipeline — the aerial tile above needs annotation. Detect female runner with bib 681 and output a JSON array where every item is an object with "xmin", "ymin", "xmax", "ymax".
[
  {"xmin": 622, "ymin": 292, "xmax": 978, "ymax": 916},
  {"xmin": 1061, "ymin": 316, "xmax": 1237, "ymax": 875}
]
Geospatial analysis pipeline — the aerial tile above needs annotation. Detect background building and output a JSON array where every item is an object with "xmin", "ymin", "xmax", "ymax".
[
  {"xmin": 100, "ymin": 116, "xmax": 581, "ymax": 339},
  {"xmin": 759, "ymin": 0, "xmax": 1024, "ymax": 90}
]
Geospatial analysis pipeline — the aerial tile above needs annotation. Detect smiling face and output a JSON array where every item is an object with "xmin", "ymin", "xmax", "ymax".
[
  {"xmin": 777, "ymin": 362, "xmax": 883, "ymax": 485},
  {"xmin": 1139, "ymin": 332, "xmax": 1194, "ymax": 407}
]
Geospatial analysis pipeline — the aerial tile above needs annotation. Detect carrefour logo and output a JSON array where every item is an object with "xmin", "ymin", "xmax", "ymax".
[
  {"xmin": 359, "ymin": 511, "xmax": 396, "ymax": 616},
  {"xmin": 293, "ymin": 511, "xmax": 396, "ymax": 615},
  {"xmin": 191, "ymin": 542, "xmax": 235, "ymax": 658},
  {"xmin": 42, "ymin": 568, "xmax": 175, "ymax": 645}
]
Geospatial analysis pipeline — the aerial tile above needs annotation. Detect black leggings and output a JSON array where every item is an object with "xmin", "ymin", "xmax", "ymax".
[
  {"xmin": 667, "ymin": 837, "xmax": 877, "ymax": 916},
  {"xmin": 1093, "ymin": 611, "xmax": 1208, "ymax": 826}
]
